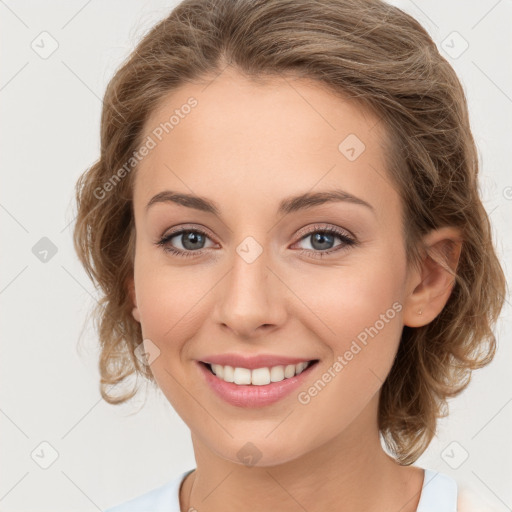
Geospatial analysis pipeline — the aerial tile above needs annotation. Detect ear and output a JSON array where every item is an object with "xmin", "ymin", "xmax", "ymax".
[
  {"xmin": 126, "ymin": 275, "xmax": 141, "ymax": 323},
  {"xmin": 403, "ymin": 226, "xmax": 463, "ymax": 328}
]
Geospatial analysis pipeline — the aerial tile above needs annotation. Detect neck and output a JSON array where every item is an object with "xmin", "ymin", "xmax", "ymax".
[{"xmin": 180, "ymin": 395, "xmax": 424, "ymax": 512}]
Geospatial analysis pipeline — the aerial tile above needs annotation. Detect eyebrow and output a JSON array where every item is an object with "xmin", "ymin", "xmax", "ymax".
[{"xmin": 145, "ymin": 189, "xmax": 375, "ymax": 216}]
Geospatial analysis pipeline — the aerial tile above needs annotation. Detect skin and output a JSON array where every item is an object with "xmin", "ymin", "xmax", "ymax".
[{"xmin": 128, "ymin": 66, "xmax": 462, "ymax": 512}]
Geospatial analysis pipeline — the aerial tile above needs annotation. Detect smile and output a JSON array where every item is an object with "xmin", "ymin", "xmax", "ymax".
[
  {"xmin": 206, "ymin": 360, "xmax": 316, "ymax": 385},
  {"xmin": 196, "ymin": 360, "xmax": 320, "ymax": 408}
]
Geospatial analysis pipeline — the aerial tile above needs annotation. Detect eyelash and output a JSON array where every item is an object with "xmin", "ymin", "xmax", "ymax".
[{"xmin": 155, "ymin": 223, "xmax": 358, "ymax": 260}]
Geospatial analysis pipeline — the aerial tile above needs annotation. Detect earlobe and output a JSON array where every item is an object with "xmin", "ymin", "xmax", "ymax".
[
  {"xmin": 126, "ymin": 276, "xmax": 141, "ymax": 323},
  {"xmin": 403, "ymin": 227, "xmax": 462, "ymax": 328}
]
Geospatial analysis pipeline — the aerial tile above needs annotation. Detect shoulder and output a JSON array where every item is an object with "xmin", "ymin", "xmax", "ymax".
[
  {"xmin": 417, "ymin": 468, "xmax": 458, "ymax": 511},
  {"xmin": 104, "ymin": 470, "xmax": 193, "ymax": 512},
  {"xmin": 418, "ymin": 468, "xmax": 500, "ymax": 512},
  {"xmin": 457, "ymin": 483, "xmax": 502, "ymax": 512}
]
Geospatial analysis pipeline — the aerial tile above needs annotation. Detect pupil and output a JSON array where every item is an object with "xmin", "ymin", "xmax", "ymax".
[
  {"xmin": 180, "ymin": 231, "xmax": 335, "ymax": 251},
  {"xmin": 312, "ymin": 232, "xmax": 333, "ymax": 250},
  {"xmin": 183, "ymin": 231, "xmax": 204, "ymax": 250}
]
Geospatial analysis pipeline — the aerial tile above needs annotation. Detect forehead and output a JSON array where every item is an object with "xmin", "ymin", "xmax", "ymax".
[{"xmin": 133, "ymin": 68, "xmax": 398, "ymax": 219}]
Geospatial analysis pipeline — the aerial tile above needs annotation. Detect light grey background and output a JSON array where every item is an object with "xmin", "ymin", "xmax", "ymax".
[{"xmin": 1, "ymin": 1, "xmax": 510, "ymax": 510}]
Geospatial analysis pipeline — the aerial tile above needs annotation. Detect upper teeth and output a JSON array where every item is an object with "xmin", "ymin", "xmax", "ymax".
[{"xmin": 210, "ymin": 362, "xmax": 312, "ymax": 385}]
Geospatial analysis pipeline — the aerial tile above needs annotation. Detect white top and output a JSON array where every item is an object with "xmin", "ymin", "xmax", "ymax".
[{"xmin": 105, "ymin": 467, "xmax": 458, "ymax": 512}]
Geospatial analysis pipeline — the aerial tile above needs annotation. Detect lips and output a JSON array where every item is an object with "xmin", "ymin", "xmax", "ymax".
[
  {"xmin": 196, "ymin": 358, "xmax": 319, "ymax": 407},
  {"xmin": 199, "ymin": 353, "xmax": 317, "ymax": 370}
]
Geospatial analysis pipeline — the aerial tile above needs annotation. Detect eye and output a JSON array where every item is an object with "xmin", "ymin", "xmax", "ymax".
[
  {"xmin": 292, "ymin": 224, "xmax": 358, "ymax": 259},
  {"xmin": 155, "ymin": 223, "xmax": 358, "ymax": 259},
  {"xmin": 155, "ymin": 226, "xmax": 216, "ymax": 258}
]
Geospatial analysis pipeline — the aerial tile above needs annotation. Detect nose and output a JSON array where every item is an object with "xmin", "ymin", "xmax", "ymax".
[{"xmin": 213, "ymin": 245, "xmax": 288, "ymax": 339}]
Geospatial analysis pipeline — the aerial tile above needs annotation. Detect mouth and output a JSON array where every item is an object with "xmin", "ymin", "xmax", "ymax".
[
  {"xmin": 196, "ymin": 359, "xmax": 320, "ymax": 408},
  {"xmin": 199, "ymin": 360, "xmax": 320, "ymax": 385}
]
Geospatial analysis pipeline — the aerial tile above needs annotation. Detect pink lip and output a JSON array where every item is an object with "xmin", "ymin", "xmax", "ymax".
[
  {"xmin": 199, "ymin": 353, "xmax": 315, "ymax": 370},
  {"xmin": 196, "ymin": 360, "xmax": 319, "ymax": 408}
]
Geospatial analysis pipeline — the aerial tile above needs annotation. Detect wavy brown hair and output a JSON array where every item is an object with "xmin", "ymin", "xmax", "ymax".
[{"xmin": 73, "ymin": 0, "xmax": 507, "ymax": 464}]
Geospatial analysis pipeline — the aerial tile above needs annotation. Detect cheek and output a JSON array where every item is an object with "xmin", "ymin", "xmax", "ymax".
[
  {"xmin": 134, "ymin": 268, "xmax": 205, "ymax": 406},
  {"xmin": 134, "ymin": 259, "xmax": 214, "ymax": 352},
  {"xmin": 287, "ymin": 265, "xmax": 405, "ymax": 425},
  {"xmin": 291, "ymin": 245, "xmax": 406, "ymax": 369}
]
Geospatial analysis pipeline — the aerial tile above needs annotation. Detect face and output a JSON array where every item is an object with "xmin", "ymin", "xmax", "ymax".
[{"xmin": 129, "ymin": 67, "xmax": 414, "ymax": 466}]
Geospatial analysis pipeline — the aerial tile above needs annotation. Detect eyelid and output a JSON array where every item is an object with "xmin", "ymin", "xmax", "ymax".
[
  {"xmin": 294, "ymin": 222, "xmax": 355, "ymax": 241},
  {"xmin": 156, "ymin": 222, "xmax": 358, "ymax": 258},
  {"xmin": 160, "ymin": 223, "xmax": 218, "ymax": 242},
  {"xmin": 159, "ymin": 222, "xmax": 355, "ymax": 245}
]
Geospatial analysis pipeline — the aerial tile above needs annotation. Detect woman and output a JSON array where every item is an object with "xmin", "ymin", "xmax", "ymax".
[{"xmin": 73, "ymin": 0, "xmax": 507, "ymax": 510}]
